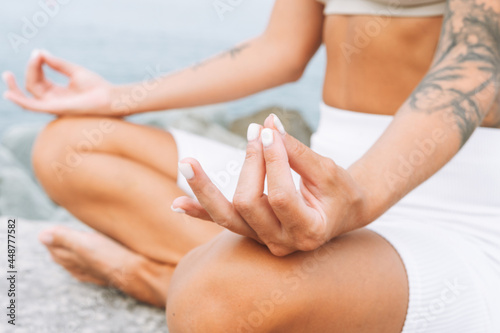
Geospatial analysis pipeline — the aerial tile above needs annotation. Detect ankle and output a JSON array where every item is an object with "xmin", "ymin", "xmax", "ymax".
[
  {"xmin": 142, "ymin": 259, "xmax": 173, "ymax": 304},
  {"xmin": 124, "ymin": 257, "xmax": 172, "ymax": 307}
]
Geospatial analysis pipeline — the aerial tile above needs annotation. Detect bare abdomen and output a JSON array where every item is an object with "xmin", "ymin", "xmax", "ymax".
[
  {"xmin": 321, "ymin": 14, "xmax": 499, "ymax": 128},
  {"xmin": 322, "ymin": 15, "xmax": 442, "ymax": 115}
]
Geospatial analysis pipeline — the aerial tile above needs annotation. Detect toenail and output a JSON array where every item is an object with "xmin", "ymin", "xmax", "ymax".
[{"xmin": 39, "ymin": 233, "xmax": 53, "ymax": 245}]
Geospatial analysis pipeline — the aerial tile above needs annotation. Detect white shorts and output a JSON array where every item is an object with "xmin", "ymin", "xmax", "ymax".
[{"xmin": 169, "ymin": 103, "xmax": 500, "ymax": 332}]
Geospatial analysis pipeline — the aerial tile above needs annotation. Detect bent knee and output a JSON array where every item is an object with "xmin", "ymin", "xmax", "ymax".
[
  {"xmin": 166, "ymin": 230, "xmax": 409, "ymax": 333},
  {"xmin": 32, "ymin": 116, "xmax": 119, "ymax": 190},
  {"xmin": 166, "ymin": 232, "xmax": 299, "ymax": 333}
]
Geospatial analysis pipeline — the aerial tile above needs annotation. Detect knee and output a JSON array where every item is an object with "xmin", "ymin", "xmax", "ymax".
[
  {"xmin": 32, "ymin": 118, "xmax": 70, "ymax": 184},
  {"xmin": 31, "ymin": 117, "xmax": 109, "ymax": 201},
  {"xmin": 32, "ymin": 117, "xmax": 82, "ymax": 187},
  {"xmin": 166, "ymin": 233, "xmax": 284, "ymax": 333},
  {"xmin": 33, "ymin": 117, "xmax": 71, "ymax": 164},
  {"xmin": 32, "ymin": 116, "xmax": 118, "ymax": 186}
]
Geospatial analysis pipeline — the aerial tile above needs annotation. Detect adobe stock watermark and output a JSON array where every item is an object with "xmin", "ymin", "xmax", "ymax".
[
  {"xmin": 6, "ymin": 0, "xmax": 73, "ymax": 54},
  {"xmin": 340, "ymin": 0, "xmax": 404, "ymax": 63},
  {"xmin": 384, "ymin": 126, "xmax": 448, "ymax": 190},
  {"xmin": 473, "ymin": 72, "xmax": 500, "ymax": 104},
  {"xmin": 409, "ymin": 278, "xmax": 467, "ymax": 332},
  {"xmin": 237, "ymin": 245, "xmax": 336, "ymax": 332},
  {"xmin": 208, "ymin": 158, "xmax": 243, "ymax": 191},
  {"xmin": 213, "ymin": 0, "xmax": 245, "ymax": 22},
  {"xmin": 50, "ymin": 119, "xmax": 116, "ymax": 182},
  {"xmin": 384, "ymin": 75, "xmax": 500, "ymax": 190},
  {"xmin": 110, "ymin": 64, "xmax": 167, "ymax": 116}
]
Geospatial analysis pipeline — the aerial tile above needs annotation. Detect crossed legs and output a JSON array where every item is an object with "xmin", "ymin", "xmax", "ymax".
[
  {"xmin": 33, "ymin": 116, "xmax": 409, "ymax": 331},
  {"xmin": 32, "ymin": 116, "xmax": 223, "ymax": 306}
]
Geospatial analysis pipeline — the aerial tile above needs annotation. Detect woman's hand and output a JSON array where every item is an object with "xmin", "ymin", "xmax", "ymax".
[
  {"xmin": 2, "ymin": 50, "xmax": 114, "ymax": 116},
  {"xmin": 172, "ymin": 114, "xmax": 370, "ymax": 256}
]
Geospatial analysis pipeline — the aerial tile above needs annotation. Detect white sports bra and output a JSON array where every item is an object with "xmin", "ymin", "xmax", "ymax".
[{"xmin": 317, "ymin": 0, "xmax": 446, "ymax": 17}]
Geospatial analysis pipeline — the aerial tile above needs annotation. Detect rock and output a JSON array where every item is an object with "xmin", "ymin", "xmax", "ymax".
[
  {"xmin": 228, "ymin": 106, "xmax": 313, "ymax": 146},
  {"xmin": 167, "ymin": 113, "xmax": 246, "ymax": 149},
  {"xmin": 1, "ymin": 123, "xmax": 43, "ymax": 182},
  {"xmin": 0, "ymin": 218, "xmax": 168, "ymax": 333},
  {"xmin": 0, "ymin": 145, "xmax": 59, "ymax": 220}
]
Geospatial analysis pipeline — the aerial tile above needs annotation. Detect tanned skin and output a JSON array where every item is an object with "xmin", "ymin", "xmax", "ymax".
[{"xmin": 2, "ymin": 0, "xmax": 499, "ymax": 331}]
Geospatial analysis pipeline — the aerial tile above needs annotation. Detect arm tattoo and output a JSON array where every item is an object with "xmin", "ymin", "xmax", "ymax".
[
  {"xmin": 408, "ymin": 0, "xmax": 500, "ymax": 146},
  {"xmin": 192, "ymin": 42, "xmax": 251, "ymax": 71},
  {"xmin": 485, "ymin": 93, "xmax": 500, "ymax": 128}
]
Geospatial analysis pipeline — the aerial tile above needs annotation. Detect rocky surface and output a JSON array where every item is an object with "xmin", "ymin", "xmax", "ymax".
[
  {"xmin": 229, "ymin": 106, "xmax": 313, "ymax": 146},
  {"xmin": 0, "ymin": 218, "xmax": 168, "ymax": 333}
]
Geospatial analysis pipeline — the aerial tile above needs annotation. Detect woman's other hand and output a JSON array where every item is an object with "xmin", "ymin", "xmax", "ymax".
[
  {"xmin": 172, "ymin": 114, "xmax": 370, "ymax": 256},
  {"xmin": 3, "ymin": 50, "xmax": 114, "ymax": 116}
]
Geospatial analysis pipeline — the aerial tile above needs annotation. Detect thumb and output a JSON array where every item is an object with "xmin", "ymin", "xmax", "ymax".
[
  {"xmin": 264, "ymin": 113, "xmax": 335, "ymax": 187},
  {"xmin": 40, "ymin": 50, "xmax": 80, "ymax": 76}
]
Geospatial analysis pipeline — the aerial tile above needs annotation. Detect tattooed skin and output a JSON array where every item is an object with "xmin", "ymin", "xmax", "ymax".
[
  {"xmin": 192, "ymin": 43, "xmax": 250, "ymax": 71},
  {"xmin": 482, "ymin": 91, "xmax": 500, "ymax": 128},
  {"xmin": 408, "ymin": 0, "xmax": 500, "ymax": 146}
]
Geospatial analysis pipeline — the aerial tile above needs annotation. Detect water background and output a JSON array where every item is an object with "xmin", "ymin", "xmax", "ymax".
[{"xmin": 0, "ymin": 0, "xmax": 325, "ymax": 136}]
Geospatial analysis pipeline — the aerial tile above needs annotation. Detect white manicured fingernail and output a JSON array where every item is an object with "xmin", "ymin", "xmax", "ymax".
[
  {"xmin": 2, "ymin": 72, "xmax": 9, "ymax": 83},
  {"xmin": 171, "ymin": 205, "xmax": 186, "ymax": 214},
  {"xmin": 40, "ymin": 49, "xmax": 51, "ymax": 56},
  {"xmin": 31, "ymin": 49, "xmax": 40, "ymax": 59},
  {"xmin": 247, "ymin": 123, "xmax": 260, "ymax": 142},
  {"xmin": 271, "ymin": 113, "xmax": 286, "ymax": 135},
  {"xmin": 261, "ymin": 128, "xmax": 274, "ymax": 147},
  {"xmin": 178, "ymin": 162, "xmax": 195, "ymax": 180}
]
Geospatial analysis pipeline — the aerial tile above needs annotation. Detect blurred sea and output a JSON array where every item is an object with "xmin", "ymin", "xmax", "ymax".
[{"xmin": 0, "ymin": 0, "xmax": 325, "ymax": 136}]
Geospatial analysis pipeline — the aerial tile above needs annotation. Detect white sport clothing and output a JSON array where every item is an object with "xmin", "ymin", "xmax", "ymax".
[{"xmin": 170, "ymin": 102, "xmax": 500, "ymax": 332}]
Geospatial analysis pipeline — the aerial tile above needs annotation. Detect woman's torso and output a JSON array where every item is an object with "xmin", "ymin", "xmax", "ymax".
[
  {"xmin": 315, "ymin": 1, "xmax": 500, "ymax": 272},
  {"xmin": 321, "ymin": 12, "xmax": 500, "ymax": 128}
]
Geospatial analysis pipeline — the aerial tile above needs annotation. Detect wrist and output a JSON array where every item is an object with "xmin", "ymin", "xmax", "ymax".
[
  {"xmin": 108, "ymin": 84, "xmax": 143, "ymax": 116},
  {"xmin": 346, "ymin": 163, "xmax": 379, "ymax": 228},
  {"xmin": 325, "ymin": 166, "xmax": 374, "ymax": 241}
]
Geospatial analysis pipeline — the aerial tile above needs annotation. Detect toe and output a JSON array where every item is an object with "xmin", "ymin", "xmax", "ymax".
[
  {"xmin": 48, "ymin": 246, "xmax": 77, "ymax": 266},
  {"xmin": 38, "ymin": 229, "xmax": 55, "ymax": 246},
  {"xmin": 73, "ymin": 273, "xmax": 107, "ymax": 286},
  {"xmin": 39, "ymin": 226, "xmax": 85, "ymax": 250},
  {"xmin": 47, "ymin": 246, "xmax": 107, "ymax": 286}
]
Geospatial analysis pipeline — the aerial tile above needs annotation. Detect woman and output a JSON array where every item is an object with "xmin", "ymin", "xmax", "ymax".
[{"xmin": 3, "ymin": 0, "xmax": 500, "ymax": 331}]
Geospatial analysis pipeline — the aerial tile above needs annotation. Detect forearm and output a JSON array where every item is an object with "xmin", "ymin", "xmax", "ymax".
[
  {"xmin": 108, "ymin": 36, "xmax": 304, "ymax": 115},
  {"xmin": 348, "ymin": 0, "xmax": 500, "ymax": 225}
]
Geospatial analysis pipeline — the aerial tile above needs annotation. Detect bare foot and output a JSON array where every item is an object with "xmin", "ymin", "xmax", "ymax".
[{"xmin": 38, "ymin": 226, "xmax": 174, "ymax": 307}]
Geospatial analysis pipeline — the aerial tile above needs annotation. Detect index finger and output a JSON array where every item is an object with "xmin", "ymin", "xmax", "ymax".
[
  {"xmin": 179, "ymin": 158, "xmax": 259, "ymax": 240},
  {"xmin": 41, "ymin": 51, "xmax": 80, "ymax": 76},
  {"xmin": 25, "ymin": 49, "xmax": 51, "ymax": 98}
]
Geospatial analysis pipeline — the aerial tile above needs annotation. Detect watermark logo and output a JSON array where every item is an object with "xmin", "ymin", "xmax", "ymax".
[
  {"xmin": 213, "ymin": 0, "xmax": 245, "ymax": 21},
  {"xmin": 340, "ymin": 0, "xmax": 404, "ymax": 63},
  {"xmin": 410, "ymin": 278, "xmax": 468, "ymax": 332},
  {"xmin": 50, "ymin": 119, "xmax": 116, "ymax": 182},
  {"xmin": 6, "ymin": 0, "xmax": 73, "ymax": 53},
  {"xmin": 110, "ymin": 64, "xmax": 167, "ymax": 115}
]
